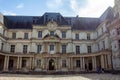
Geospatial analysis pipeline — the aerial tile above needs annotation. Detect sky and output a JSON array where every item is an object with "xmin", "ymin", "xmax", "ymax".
[{"xmin": 0, "ymin": 0, "xmax": 114, "ymax": 17}]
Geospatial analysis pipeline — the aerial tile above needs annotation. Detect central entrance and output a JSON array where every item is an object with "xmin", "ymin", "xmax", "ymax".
[{"xmin": 49, "ymin": 59, "xmax": 55, "ymax": 70}]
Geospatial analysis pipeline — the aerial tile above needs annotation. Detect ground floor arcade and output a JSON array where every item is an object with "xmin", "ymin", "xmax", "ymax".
[{"xmin": 0, "ymin": 51, "xmax": 112, "ymax": 72}]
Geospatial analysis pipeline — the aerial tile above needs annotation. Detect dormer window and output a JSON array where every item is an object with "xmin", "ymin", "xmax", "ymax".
[{"xmin": 50, "ymin": 31, "xmax": 54, "ymax": 36}]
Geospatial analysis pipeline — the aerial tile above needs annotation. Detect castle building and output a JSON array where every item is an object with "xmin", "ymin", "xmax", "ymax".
[{"xmin": 0, "ymin": 0, "xmax": 120, "ymax": 72}]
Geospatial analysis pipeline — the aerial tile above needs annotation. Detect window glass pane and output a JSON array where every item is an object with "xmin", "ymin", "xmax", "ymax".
[
  {"xmin": 37, "ymin": 45, "xmax": 42, "ymax": 53},
  {"xmin": 88, "ymin": 46, "xmax": 91, "ymax": 53},
  {"xmin": 62, "ymin": 32, "xmax": 66, "ymax": 38},
  {"xmin": 50, "ymin": 31, "xmax": 54, "ymax": 36},
  {"xmin": 62, "ymin": 45, "xmax": 66, "ymax": 53},
  {"xmin": 10, "ymin": 45, "xmax": 15, "ymax": 53},
  {"xmin": 75, "ymin": 34, "xmax": 79, "ymax": 39},
  {"xmin": 38, "ymin": 31, "xmax": 42, "ymax": 38},
  {"xmin": 24, "ymin": 33, "xmax": 28, "ymax": 39},
  {"xmin": 76, "ymin": 46, "xmax": 80, "ymax": 54},
  {"xmin": 87, "ymin": 33, "xmax": 90, "ymax": 40},
  {"xmin": 23, "ymin": 45, "xmax": 27, "ymax": 53},
  {"xmin": 62, "ymin": 60, "xmax": 66, "ymax": 67},
  {"xmin": 50, "ymin": 45, "xmax": 54, "ymax": 51},
  {"xmin": 76, "ymin": 60, "xmax": 80, "ymax": 67},
  {"xmin": 12, "ymin": 33, "xmax": 16, "ymax": 39}
]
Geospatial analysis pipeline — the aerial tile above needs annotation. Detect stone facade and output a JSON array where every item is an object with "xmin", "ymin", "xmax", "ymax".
[{"xmin": 0, "ymin": 0, "xmax": 119, "ymax": 72}]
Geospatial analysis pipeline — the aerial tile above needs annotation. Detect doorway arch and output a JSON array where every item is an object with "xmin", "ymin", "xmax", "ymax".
[{"xmin": 49, "ymin": 59, "xmax": 55, "ymax": 70}]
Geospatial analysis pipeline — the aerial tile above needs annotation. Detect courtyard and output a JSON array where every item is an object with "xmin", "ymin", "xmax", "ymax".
[{"xmin": 0, "ymin": 73, "xmax": 120, "ymax": 80}]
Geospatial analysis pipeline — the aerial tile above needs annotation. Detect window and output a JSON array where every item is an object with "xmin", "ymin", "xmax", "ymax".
[
  {"xmin": 37, "ymin": 45, "xmax": 42, "ymax": 53},
  {"xmin": 75, "ymin": 34, "xmax": 79, "ymax": 40},
  {"xmin": 87, "ymin": 46, "xmax": 91, "ymax": 53},
  {"xmin": 117, "ymin": 27, "xmax": 120, "ymax": 35},
  {"xmin": 23, "ymin": 45, "xmax": 28, "ymax": 53},
  {"xmin": 12, "ymin": 32, "xmax": 16, "ymax": 39},
  {"xmin": 87, "ymin": 33, "xmax": 90, "ymax": 40},
  {"xmin": 76, "ymin": 46, "xmax": 80, "ymax": 54},
  {"xmin": 62, "ymin": 31, "xmax": 66, "ymax": 38},
  {"xmin": 36, "ymin": 59, "xmax": 41, "ymax": 67},
  {"xmin": 50, "ymin": 45, "xmax": 54, "ymax": 51},
  {"xmin": 38, "ymin": 31, "xmax": 42, "ymax": 38},
  {"xmin": 76, "ymin": 60, "xmax": 80, "ymax": 67},
  {"xmin": 10, "ymin": 45, "xmax": 15, "ymax": 53},
  {"xmin": 98, "ymin": 44, "xmax": 100, "ymax": 51},
  {"xmin": 24, "ymin": 33, "xmax": 28, "ymax": 39},
  {"xmin": 62, "ymin": 45, "xmax": 66, "ymax": 53},
  {"xmin": 1, "ymin": 43, "xmax": 4, "ymax": 51},
  {"xmin": 119, "ymin": 40, "xmax": 120, "ymax": 48},
  {"xmin": 50, "ymin": 31, "xmax": 54, "ymax": 36},
  {"xmin": 22, "ymin": 60, "xmax": 26, "ymax": 68},
  {"xmin": 103, "ymin": 41, "xmax": 105, "ymax": 50},
  {"xmin": 62, "ymin": 60, "xmax": 67, "ymax": 67}
]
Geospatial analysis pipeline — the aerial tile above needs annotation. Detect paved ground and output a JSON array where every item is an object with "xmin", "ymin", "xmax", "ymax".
[{"xmin": 0, "ymin": 73, "xmax": 120, "ymax": 80}]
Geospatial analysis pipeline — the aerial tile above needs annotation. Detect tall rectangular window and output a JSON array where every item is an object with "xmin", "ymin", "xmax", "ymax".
[
  {"xmin": 76, "ymin": 60, "xmax": 80, "ymax": 67},
  {"xmin": 36, "ymin": 59, "xmax": 41, "ymax": 67},
  {"xmin": 75, "ymin": 34, "xmax": 79, "ymax": 40},
  {"xmin": 37, "ymin": 45, "xmax": 42, "ymax": 53},
  {"xmin": 87, "ymin": 33, "xmax": 90, "ymax": 40},
  {"xmin": 24, "ymin": 33, "xmax": 28, "ymax": 39},
  {"xmin": 22, "ymin": 60, "xmax": 26, "ymax": 68},
  {"xmin": 23, "ymin": 45, "xmax": 28, "ymax": 53},
  {"xmin": 119, "ymin": 40, "xmax": 120, "ymax": 49},
  {"xmin": 10, "ymin": 45, "xmax": 15, "ymax": 53},
  {"xmin": 62, "ymin": 45, "xmax": 66, "ymax": 53},
  {"xmin": 88, "ymin": 46, "xmax": 91, "ymax": 53},
  {"xmin": 103, "ymin": 41, "xmax": 105, "ymax": 50},
  {"xmin": 62, "ymin": 60, "xmax": 67, "ymax": 67},
  {"xmin": 50, "ymin": 31, "xmax": 54, "ymax": 36},
  {"xmin": 50, "ymin": 45, "xmax": 54, "ymax": 51},
  {"xmin": 12, "ymin": 32, "xmax": 16, "ymax": 39},
  {"xmin": 98, "ymin": 44, "xmax": 100, "ymax": 51},
  {"xmin": 62, "ymin": 31, "xmax": 66, "ymax": 38},
  {"xmin": 76, "ymin": 46, "xmax": 80, "ymax": 54},
  {"xmin": 38, "ymin": 31, "xmax": 42, "ymax": 38}
]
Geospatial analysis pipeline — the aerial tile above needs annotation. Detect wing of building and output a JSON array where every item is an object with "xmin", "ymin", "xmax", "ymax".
[{"xmin": 0, "ymin": 0, "xmax": 120, "ymax": 73}]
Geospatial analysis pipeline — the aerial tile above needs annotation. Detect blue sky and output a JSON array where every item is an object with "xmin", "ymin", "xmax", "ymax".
[{"xmin": 0, "ymin": 0, "xmax": 114, "ymax": 17}]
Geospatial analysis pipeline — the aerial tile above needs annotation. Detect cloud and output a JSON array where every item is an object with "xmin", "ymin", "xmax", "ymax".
[
  {"xmin": 70, "ymin": 0, "xmax": 114, "ymax": 17},
  {"xmin": 46, "ymin": 0, "xmax": 63, "ymax": 10},
  {"xmin": 16, "ymin": 3, "xmax": 24, "ymax": 9},
  {"xmin": 3, "ymin": 11, "xmax": 16, "ymax": 16}
]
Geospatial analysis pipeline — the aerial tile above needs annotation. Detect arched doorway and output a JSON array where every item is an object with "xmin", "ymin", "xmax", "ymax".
[{"xmin": 49, "ymin": 59, "xmax": 55, "ymax": 70}]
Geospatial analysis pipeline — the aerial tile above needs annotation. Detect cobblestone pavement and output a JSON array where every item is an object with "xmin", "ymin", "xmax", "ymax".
[{"xmin": 0, "ymin": 73, "xmax": 120, "ymax": 80}]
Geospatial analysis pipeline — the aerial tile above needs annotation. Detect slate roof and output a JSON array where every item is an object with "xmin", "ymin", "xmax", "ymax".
[{"xmin": 3, "ymin": 7, "xmax": 114, "ymax": 30}]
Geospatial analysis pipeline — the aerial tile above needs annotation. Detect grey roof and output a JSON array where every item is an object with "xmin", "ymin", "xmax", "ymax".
[
  {"xmin": 100, "ymin": 7, "xmax": 114, "ymax": 21},
  {"xmin": 71, "ymin": 17, "xmax": 100, "ymax": 30},
  {"xmin": 3, "ymin": 7, "xmax": 114, "ymax": 30}
]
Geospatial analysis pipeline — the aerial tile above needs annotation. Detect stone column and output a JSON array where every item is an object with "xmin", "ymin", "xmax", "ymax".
[
  {"xmin": 94, "ymin": 56, "xmax": 97, "ymax": 70},
  {"xmin": 82, "ymin": 57, "xmax": 85, "ymax": 71},
  {"xmin": 29, "ymin": 57, "xmax": 32, "ymax": 70},
  {"xmin": 70, "ymin": 57, "xmax": 73, "ymax": 70},
  {"xmin": 80, "ymin": 57, "xmax": 83, "ymax": 70},
  {"xmin": 19, "ymin": 57, "xmax": 22, "ymax": 69},
  {"xmin": 92, "ymin": 56, "xmax": 96, "ymax": 71},
  {"xmin": 92, "ymin": 56, "xmax": 95, "ymax": 71},
  {"xmin": 17, "ymin": 57, "xmax": 20, "ymax": 70},
  {"xmin": 101, "ymin": 55, "xmax": 105, "ymax": 69},
  {"xmin": 32, "ymin": 57, "xmax": 35, "ymax": 70},
  {"xmin": 3, "ymin": 56, "xmax": 8, "ymax": 71},
  {"xmin": 68, "ymin": 58, "xmax": 71, "ymax": 70},
  {"xmin": 104, "ymin": 55, "xmax": 107, "ymax": 69}
]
